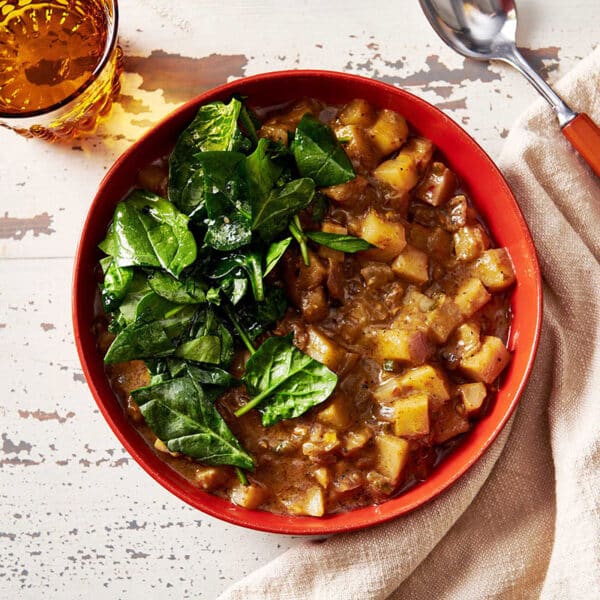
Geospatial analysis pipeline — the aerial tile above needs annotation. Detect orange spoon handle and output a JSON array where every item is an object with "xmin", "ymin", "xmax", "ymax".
[{"xmin": 562, "ymin": 113, "xmax": 600, "ymax": 177}]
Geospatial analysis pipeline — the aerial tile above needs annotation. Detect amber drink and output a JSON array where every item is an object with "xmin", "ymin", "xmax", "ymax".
[{"xmin": 0, "ymin": 0, "xmax": 122, "ymax": 140}]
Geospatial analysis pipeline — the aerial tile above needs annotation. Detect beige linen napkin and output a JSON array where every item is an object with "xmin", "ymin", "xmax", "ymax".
[{"xmin": 219, "ymin": 48, "xmax": 600, "ymax": 600}]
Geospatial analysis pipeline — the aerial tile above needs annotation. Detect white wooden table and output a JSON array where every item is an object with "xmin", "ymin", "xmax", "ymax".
[{"xmin": 1, "ymin": 1, "xmax": 597, "ymax": 597}]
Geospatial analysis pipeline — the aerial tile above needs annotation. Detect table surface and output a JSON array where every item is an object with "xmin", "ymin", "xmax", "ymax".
[{"xmin": 1, "ymin": 1, "xmax": 597, "ymax": 597}]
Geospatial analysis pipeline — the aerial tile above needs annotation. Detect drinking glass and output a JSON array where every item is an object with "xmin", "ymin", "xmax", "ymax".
[{"xmin": 0, "ymin": 0, "xmax": 123, "ymax": 141}]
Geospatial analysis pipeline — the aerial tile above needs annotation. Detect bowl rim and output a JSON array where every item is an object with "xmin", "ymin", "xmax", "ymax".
[{"xmin": 72, "ymin": 69, "xmax": 542, "ymax": 535}]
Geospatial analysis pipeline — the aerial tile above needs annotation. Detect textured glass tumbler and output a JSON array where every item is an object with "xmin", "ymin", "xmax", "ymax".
[{"xmin": 0, "ymin": 0, "xmax": 123, "ymax": 141}]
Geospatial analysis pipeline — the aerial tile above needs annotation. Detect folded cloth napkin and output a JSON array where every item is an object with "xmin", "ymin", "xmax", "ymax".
[{"xmin": 219, "ymin": 48, "xmax": 600, "ymax": 600}]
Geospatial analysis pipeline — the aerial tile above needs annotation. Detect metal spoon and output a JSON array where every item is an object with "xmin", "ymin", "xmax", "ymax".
[{"xmin": 419, "ymin": 0, "xmax": 600, "ymax": 177}]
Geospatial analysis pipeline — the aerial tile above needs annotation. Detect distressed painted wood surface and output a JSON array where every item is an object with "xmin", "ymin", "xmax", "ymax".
[{"xmin": 0, "ymin": 1, "xmax": 597, "ymax": 597}]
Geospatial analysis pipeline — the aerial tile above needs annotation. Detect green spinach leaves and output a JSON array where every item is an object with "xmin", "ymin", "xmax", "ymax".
[
  {"xmin": 291, "ymin": 114, "xmax": 355, "ymax": 186},
  {"xmin": 133, "ymin": 370, "xmax": 254, "ymax": 469},
  {"xmin": 235, "ymin": 335, "xmax": 338, "ymax": 427},
  {"xmin": 98, "ymin": 98, "xmax": 358, "ymax": 474},
  {"xmin": 99, "ymin": 190, "xmax": 197, "ymax": 278}
]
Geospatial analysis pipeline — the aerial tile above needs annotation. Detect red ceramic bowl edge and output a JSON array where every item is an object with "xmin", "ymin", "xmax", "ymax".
[{"xmin": 72, "ymin": 69, "xmax": 542, "ymax": 535}]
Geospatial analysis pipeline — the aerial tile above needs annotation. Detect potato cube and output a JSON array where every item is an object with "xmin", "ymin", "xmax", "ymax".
[
  {"xmin": 373, "ymin": 154, "xmax": 419, "ymax": 195},
  {"xmin": 368, "ymin": 109, "xmax": 409, "ymax": 156},
  {"xmin": 334, "ymin": 125, "xmax": 379, "ymax": 170},
  {"xmin": 390, "ymin": 393, "xmax": 430, "ymax": 437},
  {"xmin": 375, "ymin": 329, "xmax": 432, "ymax": 364},
  {"xmin": 433, "ymin": 403, "xmax": 470, "ymax": 443},
  {"xmin": 321, "ymin": 175, "xmax": 369, "ymax": 204},
  {"xmin": 338, "ymin": 99, "xmax": 376, "ymax": 127},
  {"xmin": 400, "ymin": 137, "xmax": 434, "ymax": 174},
  {"xmin": 472, "ymin": 249, "xmax": 516, "ymax": 291},
  {"xmin": 452, "ymin": 322, "xmax": 482, "ymax": 358},
  {"xmin": 453, "ymin": 225, "xmax": 490, "ymax": 262},
  {"xmin": 321, "ymin": 221, "xmax": 347, "ymax": 235},
  {"xmin": 375, "ymin": 434, "xmax": 410, "ymax": 484},
  {"xmin": 360, "ymin": 210, "xmax": 407, "ymax": 261},
  {"xmin": 373, "ymin": 365, "xmax": 450, "ymax": 409},
  {"xmin": 459, "ymin": 336, "xmax": 511, "ymax": 384},
  {"xmin": 425, "ymin": 295, "xmax": 463, "ymax": 343},
  {"xmin": 154, "ymin": 438, "xmax": 179, "ymax": 457},
  {"xmin": 391, "ymin": 244, "xmax": 429, "ymax": 285},
  {"xmin": 258, "ymin": 123, "xmax": 289, "ymax": 145},
  {"xmin": 342, "ymin": 427, "xmax": 373, "ymax": 456},
  {"xmin": 305, "ymin": 326, "xmax": 350, "ymax": 373},
  {"xmin": 317, "ymin": 393, "xmax": 352, "ymax": 429},
  {"xmin": 398, "ymin": 365, "xmax": 450, "ymax": 409},
  {"xmin": 318, "ymin": 245, "xmax": 345, "ymax": 263},
  {"xmin": 415, "ymin": 162, "xmax": 457, "ymax": 206},
  {"xmin": 457, "ymin": 382, "xmax": 487, "ymax": 415},
  {"xmin": 230, "ymin": 484, "xmax": 267, "ymax": 510},
  {"xmin": 284, "ymin": 487, "xmax": 326, "ymax": 517},
  {"xmin": 313, "ymin": 467, "xmax": 331, "ymax": 489},
  {"xmin": 194, "ymin": 467, "xmax": 228, "ymax": 491},
  {"xmin": 454, "ymin": 277, "xmax": 491, "ymax": 317}
]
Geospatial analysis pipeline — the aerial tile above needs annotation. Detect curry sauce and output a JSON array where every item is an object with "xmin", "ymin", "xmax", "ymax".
[{"xmin": 96, "ymin": 98, "xmax": 514, "ymax": 516}]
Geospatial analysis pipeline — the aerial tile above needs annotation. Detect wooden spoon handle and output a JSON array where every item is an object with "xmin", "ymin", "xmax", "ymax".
[{"xmin": 562, "ymin": 113, "xmax": 600, "ymax": 177}]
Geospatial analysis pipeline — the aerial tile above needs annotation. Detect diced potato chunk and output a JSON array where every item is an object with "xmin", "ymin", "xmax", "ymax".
[
  {"xmin": 368, "ymin": 109, "xmax": 409, "ymax": 156},
  {"xmin": 321, "ymin": 175, "xmax": 369, "ymax": 204},
  {"xmin": 375, "ymin": 329, "xmax": 432, "ymax": 364},
  {"xmin": 433, "ymin": 403, "xmax": 470, "ymax": 443},
  {"xmin": 391, "ymin": 244, "xmax": 429, "ymax": 285},
  {"xmin": 454, "ymin": 277, "xmax": 491, "ymax": 317},
  {"xmin": 425, "ymin": 294, "xmax": 463, "ymax": 343},
  {"xmin": 313, "ymin": 467, "xmax": 331, "ymax": 489},
  {"xmin": 389, "ymin": 393, "xmax": 430, "ymax": 437},
  {"xmin": 472, "ymin": 249, "xmax": 516, "ymax": 291},
  {"xmin": 375, "ymin": 434, "xmax": 410, "ymax": 484},
  {"xmin": 305, "ymin": 326, "xmax": 350, "ymax": 373},
  {"xmin": 338, "ymin": 99, "xmax": 376, "ymax": 127},
  {"xmin": 415, "ymin": 162, "xmax": 457, "ymax": 206},
  {"xmin": 334, "ymin": 125, "xmax": 379, "ymax": 170},
  {"xmin": 459, "ymin": 336, "xmax": 511, "ymax": 384},
  {"xmin": 360, "ymin": 210, "xmax": 407, "ymax": 261},
  {"xmin": 318, "ymin": 245, "xmax": 345, "ymax": 263},
  {"xmin": 154, "ymin": 438, "xmax": 179, "ymax": 457},
  {"xmin": 373, "ymin": 154, "xmax": 419, "ymax": 195},
  {"xmin": 457, "ymin": 382, "xmax": 487, "ymax": 415},
  {"xmin": 317, "ymin": 393, "xmax": 352, "ymax": 429},
  {"xmin": 452, "ymin": 322, "xmax": 482, "ymax": 358},
  {"xmin": 373, "ymin": 365, "xmax": 450, "ymax": 409},
  {"xmin": 400, "ymin": 137, "xmax": 434, "ymax": 174},
  {"xmin": 318, "ymin": 223, "xmax": 347, "ymax": 262},
  {"xmin": 258, "ymin": 123, "xmax": 289, "ymax": 145},
  {"xmin": 399, "ymin": 365, "xmax": 450, "ymax": 405},
  {"xmin": 453, "ymin": 225, "xmax": 490, "ymax": 262},
  {"xmin": 286, "ymin": 486, "xmax": 325, "ymax": 517},
  {"xmin": 230, "ymin": 484, "xmax": 267, "ymax": 510},
  {"xmin": 342, "ymin": 427, "xmax": 373, "ymax": 456},
  {"xmin": 321, "ymin": 221, "xmax": 347, "ymax": 235},
  {"xmin": 194, "ymin": 467, "xmax": 228, "ymax": 491}
]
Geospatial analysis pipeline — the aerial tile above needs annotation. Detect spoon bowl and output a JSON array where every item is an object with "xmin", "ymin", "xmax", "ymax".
[
  {"xmin": 420, "ymin": 0, "xmax": 600, "ymax": 176},
  {"xmin": 419, "ymin": 0, "xmax": 518, "ymax": 60}
]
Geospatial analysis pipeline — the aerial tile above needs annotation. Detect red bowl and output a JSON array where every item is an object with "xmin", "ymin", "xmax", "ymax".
[{"xmin": 73, "ymin": 70, "xmax": 542, "ymax": 535}]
